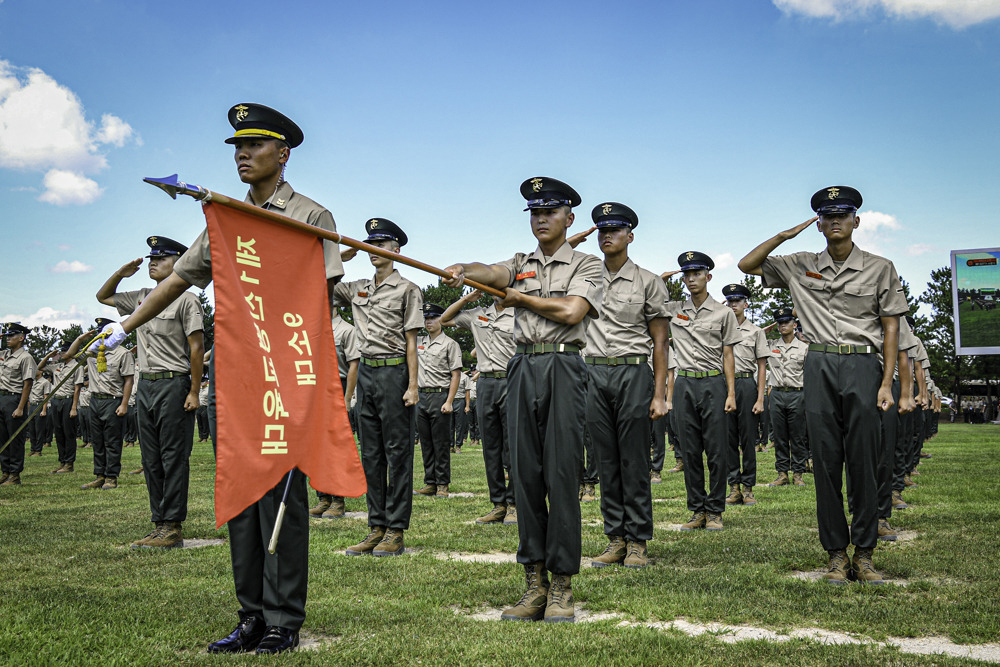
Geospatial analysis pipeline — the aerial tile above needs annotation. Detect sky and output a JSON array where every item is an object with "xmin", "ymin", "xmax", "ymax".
[
  {"xmin": 954, "ymin": 251, "xmax": 1000, "ymax": 291},
  {"xmin": 2, "ymin": 0, "xmax": 999, "ymax": 331}
]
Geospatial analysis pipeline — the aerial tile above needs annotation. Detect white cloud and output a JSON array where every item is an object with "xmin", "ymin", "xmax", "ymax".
[
  {"xmin": 773, "ymin": 0, "xmax": 1000, "ymax": 28},
  {"xmin": 38, "ymin": 169, "xmax": 102, "ymax": 205},
  {"xmin": 0, "ymin": 59, "xmax": 136, "ymax": 205},
  {"xmin": 853, "ymin": 209, "xmax": 902, "ymax": 255},
  {"xmin": 714, "ymin": 252, "xmax": 736, "ymax": 271},
  {"xmin": 51, "ymin": 259, "xmax": 93, "ymax": 273},
  {"xmin": 0, "ymin": 305, "xmax": 90, "ymax": 330}
]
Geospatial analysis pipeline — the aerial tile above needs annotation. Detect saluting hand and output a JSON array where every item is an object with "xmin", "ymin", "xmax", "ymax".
[
  {"xmin": 660, "ymin": 269, "xmax": 682, "ymax": 280},
  {"xmin": 780, "ymin": 217, "xmax": 819, "ymax": 240},
  {"xmin": 341, "ymin": 247, "xmax": 359, "ymax": 262},
  {"xmin": 465, "ymin": 289, "xmax": 483, "ymax": 302},
  {"xmin": 567, "ymin": 225, "xmax": 597, "ymax": 249},
  {"xmin": 118, "ymin": 258, "xmax": 143, "ymax": 278}
]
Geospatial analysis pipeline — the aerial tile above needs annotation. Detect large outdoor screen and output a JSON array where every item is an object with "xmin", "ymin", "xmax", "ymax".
[{"xmin": 951, "ymin": 248, "xmax": 1000, "ymax": 355}]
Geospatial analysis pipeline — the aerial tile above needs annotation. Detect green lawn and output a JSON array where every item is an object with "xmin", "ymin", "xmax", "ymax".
[
  {"xmin": 1, "ymin": 424, "xmax": 998, "ymax": 665},
  {"xmin": 957, "ymin": 300, "xmax": 1000, "ymax": 348}
]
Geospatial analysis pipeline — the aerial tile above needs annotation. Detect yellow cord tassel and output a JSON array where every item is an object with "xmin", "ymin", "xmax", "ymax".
[{"xmin": 96, "ymin": 344, "xmax": 108, "ymax": 373}]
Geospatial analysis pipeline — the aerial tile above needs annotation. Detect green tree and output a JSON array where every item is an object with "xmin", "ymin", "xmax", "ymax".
[
  {"xmin": 918, "ymin": 266, "xmax": 971, "ymax": 402},
  {"xmin": 26, "ymin": 325, "xmax": 62, "ymax": 360},
  {"xmin": 198, "ymin": 290, "xmax": 215, "ymax": 350},
  {"xmin": 739, "ymin": 275, "xmax": 768, "ymax": 326},
  {"xmin": 423, "ymin": 282, "xmax": 492, "ymax": 367},
  {"xmin": 662, "ymin": 275, "xmax": 685, "ymax": 301}
]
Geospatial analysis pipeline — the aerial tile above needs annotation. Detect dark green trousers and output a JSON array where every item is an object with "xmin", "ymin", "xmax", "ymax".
[
  {"xmin": 508, "ymin": 352, "xmax": 586, "ymax": 575},
  {"xmin": 726, "ymin": 377, "xmax": 758, "ymax": 487},
  {"xmin": 674, "ymin": 375, "xmax": 728, "ymax": 514},
  {"xmin": 0, "ymin": 395, "xmax": 27, "ymax": 474},
  {"xmin": 137, "ymin": 376, "xmax": 195, "ymax": 523},
  {"xmin": 477, "ymin": 376, "xmax": 512, "ymax": 505},
  {"xmin": 804, "ymin": 352, "xmax": 882, "ymax": 551},
  {"xmin": 770, "ymin": 389, "xmax": 807, "ymax": 473},
  {"xmin": 357, "ymin": 363, "xmax": 415, "ymax": 530},
  {"xmin": 50, "ymin": 396, "xmax": 77, "ymax": 464},
  {"xmin": 649, "ymin": 409, "xmax": 667, "ymax": 472},
  {"xmin": 586, "ymin": 363, "xmax": 653, "ymax": 542},
  {"xmin": 417, "ymin": 391, "xmax": 451, "ymax": 485},
  {"xmin": 89, "ymin": 396, "xmax": 124, "ymax": 478},
  {"xmin": 451, "ymin": 399, "xmax": 468, "ymax": 448}
]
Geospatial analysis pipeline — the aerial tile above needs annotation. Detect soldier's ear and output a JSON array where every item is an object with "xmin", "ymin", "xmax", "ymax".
[{"xmin": 853, "ymin": 214, "xmax": 861, "ymax": 229}]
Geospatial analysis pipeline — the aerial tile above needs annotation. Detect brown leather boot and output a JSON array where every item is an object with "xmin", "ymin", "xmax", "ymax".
[
  {"xmin": 475, "ymin": 503, "xmax": 507, "ymax": 525},
  {"xmin": 668, "ymin": 459, "xmax": 684, "ymax": 473},
  {"xmin": 309, "ymin": 496, "xmax": 332, "ymax": 516},
  {"xmin": 580, "ymin": 483, "xmax": 596, "ymax": 502},
  {"xmin": 821, "ymin": 549, "xmax": 851, "ymax": 584},
  {"xmin": 877, "ymin": 518, "xmax": 897, "ymax": 542},
  {"xmin": 52, "ymin": 462, "xmax": 74, "ymax": 474},
  {"xmin": 650, "ymin": 470, "xmax": 662, "ymax": 484},
  {"xmin": 101, "ymin": 477, "xmax": 118, "ymax": 490},
  {"xmin": 792, "ymin": 472, "xmax": 806, "ymax": 486},
  {"xmin": 852, "ymin": 547, "xmax": 885, "ymax": 584},
  {"xmin": 904, "ymin": 475, "xmax": 917, "ymax": 488},
  {"xmin": 436, "ymin": 484, "xmax": 450, "ymax": 497},
  {"xmin": 705, "ymin": 512, "xmax": 723, "ymax": 531},
  {"xmin": 741, "ymin": 485, "xmax": 757, "ymax": 506},
  {"xmin": 345, "ymin": 526, "xmax": 386, "ymax": 556},
  {"xmin": 769, "ymin": 472, "xmax": 789, "ymax": 487},
  {"xmin": 321, "ymin": 496, "xmax": 346, "ymax": 519},
  {"xmin": 372, "ymin": 528, "xmax": 405, "ymax": 557},
  {"xmin": 891, "ymin": 490, "xmax": 908, "ymax": 510},
  {"xmin": 0, "ymin": 473, "xmax": 8, "ymax": 485},
  {"xmin": 590, "ymin": 536, "xmax": 627, "ymax": 568},
  {"xmin": 503, "ymin": 503, "xmax": 517, "ymax": 525},
  {"xmin": 623, "ymin": 540, "xmax": 648, "ymax": 569},
  {"xmin": 0, "ymin": 473, "xmax": 20, "ymax": 486},
  {"xmin": 501, "ymin": 563, "xmax": 549, "ymax": 622},
  {"xmin": 144, "ymin": 522, "xmax": 183, "ymax": 549},
  {"xmin": 129, "ymin": 467, "xmax": 144, "ymax": 475},
  {"xmin": 131, "ymin": 523, "xmax": 164, "ymax": 549},
  {"xmin": 414, "ymin": 484, "xmax": 436, "ymax": 496},
  {"xmin": 544, "ymin": 574, "xmax": 574, "ymax": 623},
  {"xmin": 725, "ymin": 483, "xmax": 743, "ymax": 505},
  {"xmin": 81, "ymin": 476, "xmax": 105, "ymax": 490},
  {"xmin": 680, "ymin": 511, "xmax": 706, "ymax": 531}
]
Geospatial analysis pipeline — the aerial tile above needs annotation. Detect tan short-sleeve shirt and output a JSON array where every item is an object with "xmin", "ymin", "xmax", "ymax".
[
  {"xmin": 332, "ymin": 313, "xmax": 361, "ymax": 382},
  {"xmin": 76, "ymin": 346, "xmax": 135, "ymax": 397},
  {"xmin": 665, "ymin": 296, "xmax": 741, "ymax": 372},
  {"xmin": 732, "ymin": 318, "xmax": 772, "ymax": 374},
  {"xmin": 50, "ymin": 360, "xmax": 77, "ymax": 399},
  {"xmin": 495, "ymin": 242, "xmax": 603, "ymax": 347},
  {"xmin": 451, "ymin": 305, "xmax": 515, "ymax": 373},
  {"xmin": 333, "ymin": 270, "xmax": 424, "ymax": 357},
  {"xmin": 586, "ymin": 258, "xmax": 670, "ymax": 357},
  {"xmin": 29, "ymin": 377, "xmax": 51, "ymax": 403},
  {"xmin": 174, "ymin": 181, "xmax": 345, "ymax": 289},
  {"xmin": 760, "ymin": 244, "xmax": 908, "ymax": 349},
  {"xmin": 416, "ymin": 333, "xmax": 462, "ymax": 388},
  {"xmin": 0, "ymin": 347, "xmax": 37, "ymax": 394},
  {"xmin": 116, "ymin": 288, "xmax": 204, "ymax": 373},
  {"xmin": 768, "ymin": 336, "xmax": 809, "ymax": 388}
]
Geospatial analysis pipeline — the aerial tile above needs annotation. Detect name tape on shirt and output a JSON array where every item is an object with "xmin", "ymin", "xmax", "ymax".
[
  {"xmin": 675, "ymin": 314, "xmax": 690, "ymax": 321},
  {"xmin": 478, "ymin": 315, "xmax": 490, "ymax": 322},
  {"xmin": 516, "ymin": 271, "xmax": 536, "ymax": 280},
  {"xmin": 805, "ymin": 271, "xmax": 823, "ymax": 279},
  {"xmin": 772, "ymin": 349, "xmax": 781, "ymax": 354},
  {"xmin": 357, "ymin": 291, "xmax": 368, "ymax": 298}
]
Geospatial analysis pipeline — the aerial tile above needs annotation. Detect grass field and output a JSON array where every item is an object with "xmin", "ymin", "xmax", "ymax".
[
  {"xmin": 2, "ymin": 423, "xmax": 999, "ymax": 665},
  {"xmin": 958, "ymin": 301, "xmax": 1000, "ymax": 348}
]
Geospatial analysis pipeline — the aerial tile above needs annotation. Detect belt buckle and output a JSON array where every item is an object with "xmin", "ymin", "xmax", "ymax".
[{"xmin": 838, "ymin": 344, "xmax": 852, "ymax": 355}]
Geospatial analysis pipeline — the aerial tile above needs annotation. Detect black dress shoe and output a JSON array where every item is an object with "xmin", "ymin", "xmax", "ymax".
[
  {"xmin": 207, "ymin": 616, "xmax": 265, "ymax": 654},
  {"xmin": 255, "ymin": 626, "xmax": 299, "ymax": 654}
]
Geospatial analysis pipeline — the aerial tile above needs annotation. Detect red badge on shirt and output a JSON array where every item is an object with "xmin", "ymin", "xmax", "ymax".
[
  {"xmin": 357, "ymin": 291, "xmax": 368, "ymax": 297},
  {"xmin": 772, "ymin": 349, "xmax": 781, "ymax": 354},
  {"xmin": 516, "ymin": 271, "xmax": 536, "ymax": 280},
  {"xmin": 805, "ymin": 271, "xmax": 822, "ymax": 280},
  {"xmin": 676, "ymin": 314, "xmax": 690, "ymax": 321},
  {"xmin": 418, "ymin": 346, "xmax": 424, "ymax": 350},
  {"xmin": 478, "ymin": 315, "xmax": 490, "ymax": 322}
]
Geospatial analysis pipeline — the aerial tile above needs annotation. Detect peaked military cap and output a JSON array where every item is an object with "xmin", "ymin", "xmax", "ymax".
[
  {"xmin": 423, "ymin": 303, "xmax": 445, "ymax": 317},
  {"xmin": 811, "ymin": 186, "xmax": 862, "ymax": 215},
  {"xmin": 591, "ymin": 202, "xmax": 638, "ymax": 230},
  {"xmin": 678, "ymin": 251, "xmax": 714, "ymax": 272},
  {"xmin": 3, "ymin": 322, "xmax": 30, "ymax": 336},
  {"xmin": 520, "ymin": 177, "xmax": 582, "ymax": 211},
  {"xmin": 773, "ymin": 307, "xmax": 795, "ymax": 323},
  {"xmin": 722, "ymin": 283, "xmax": 751, "ymax": 301},
  {"xmin": 95, "ymin": 318, "xmax": 115, "ymax": 330},
  {"xmin": 146, "ymin": 235, "xmax": 188, "ymax": 258},
  {"xmin": 364, "ymin": 218, "xmax": 408, "ymax": 247},
  {"xmin": 225, "ymin": 103, "xmax": 303, "ymax": 148}
]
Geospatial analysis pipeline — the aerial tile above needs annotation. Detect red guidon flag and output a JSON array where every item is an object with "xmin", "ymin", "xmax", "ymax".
[{"xmin": 205, "ymin": 201, "xmax": 365, "ymax": 528}]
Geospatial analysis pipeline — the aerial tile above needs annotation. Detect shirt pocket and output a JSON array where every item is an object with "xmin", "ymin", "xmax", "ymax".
[
  {"xmin": 797, "ymin": 276, "xmax": 829, "ymax": 294},
  {"xmin": 842, "ymin": 283, "xmax": 877, "ymax": 319},
  {"xmin": 517, "ymin": 277, "xmax": 543, "ymax": 296},
  {"xmin": 547, "ymin": 275, "xmax": 570, "ymax": 298}
]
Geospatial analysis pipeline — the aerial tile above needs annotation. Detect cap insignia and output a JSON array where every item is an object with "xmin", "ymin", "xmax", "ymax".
[
  {"xmin": 369, "ymin": 219, "xmax": 379, "ymax": 228},
  {"xmin": 685, "ymin": 252, "xmax": 694, "ymax": 261},
  {"xmin": 601, "ymin": 203, "xmax": 613, "ymax": 215},
  {"xmin": 149, "ymin": 236, "xmax": 159, "ymax": 246},
  {"xmin": 827, "ymin": 187, "xmax": 840, "ymax": 200},
  {"xmin": 235, "ymin": 105, "xmax": 249, "ymax": 122},
  {"xmin": 530, "ymin": 178, "xmax": 544, "ymax": 192}
]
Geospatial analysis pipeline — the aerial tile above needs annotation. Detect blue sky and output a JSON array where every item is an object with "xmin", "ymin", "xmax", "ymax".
[{"xmin": 2, "ymin": 0, "xmax": 999, "ymax": 331}]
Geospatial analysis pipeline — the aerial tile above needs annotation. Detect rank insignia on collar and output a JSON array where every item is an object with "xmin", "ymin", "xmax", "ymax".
[
  {"xmin": 235, "ymin": 105, "xmax": 249, "ymax": 122},
  {"xmin": 827, "ymin": 187, "xmax": 840, "ymax": 199},
  {"xmin": 601, "ymin": 203, "xmax": 613, "ymax": 215},
  {"xmin": 530, "ymin": 178, "xmax": 543, "ymax": 192},
  {"xmin": 275, "ymin": 198, "xmax": 285, "ymax": 207}
]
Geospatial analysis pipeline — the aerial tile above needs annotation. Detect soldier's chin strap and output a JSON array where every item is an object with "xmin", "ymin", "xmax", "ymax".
[{"xmin": 0, "ymin": 331, "xmax": 108, "ymax": 457}]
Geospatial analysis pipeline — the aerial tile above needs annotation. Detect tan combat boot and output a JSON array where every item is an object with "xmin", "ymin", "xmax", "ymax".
[
  {"xmin": 792, "ymin": 472, "xmax": 806, "ymax": 487},
  {"xmin": 544, "ymin": 574, "xmax": 574, "ymax": 623},
  {"xmin": 821, "ymin": 549, "xmax": 851, "ymax": 585},
  {"xmin": 852, "ymin": 547, "xmax": 885, "ymax": 584},
  {"xmin": 131, "ymin": 523, "xmax": 163, "ymax": 549},
  {"xmin": 580, "ymin": 484, "xmax": 596, "ymax": 502},
  {"xmin": 145, "ymin": 522, "xmax": 183, "ymax": 549},
  {"xmin": 503, "ymin": 503, "xmax": 518, "ymax": 525},
  {"xmin": 904, "ymin": 474, "xmax": 917, "ymax": 488},
  {"xmin": 591, "ymin": 536, "xmax": 627, "ymax": 568},
  {"xmin": 623, "ymin": 540, "xmax": 648, "ymax": 569},
  {"xmin": 101, "ymin": 477, "xmax": 118, "ymax": 490},
  {"xmin": 345, "ymin": 526, "xmax": 386, "ymax": 556},
  {"xmin": 0, "ymin": 473, "xmax": 8, "ymax": 485},
  {"xmin": 476, "ymin": 503, "xmax": 507, "ymax": 525},
  {"xmin": 891, "ymin": 490, "xmax": 908, "ymax": 510},
  {"xmin": 501, "ymin": 562, "xmax": 549, "ymax": 622},
  {"xmin": 52, "ymin": 462, "xmax": 73, "ymax": 474},
  {"xmin": 741, "ymin": 485, "xmax": 757, "ymax": 506},
  {"xmin": 309, "ymin": 496, "xmax": 332, "ymax": 517},
  {"xmin": 705, "ymin": 512, "xmax": 724, "ymax": 531},
  {"xmin": 322, "ymin": 496, "xmax": 346, "ymax": 519},
  {"xmin": 0, "ymin": 473, "xmax": 20, "ymax": 486},
  {"xmin": 129, "ymin": 467, "xmax": 144, "ymax": 475},
  {"xmin": 81, "ymin": 476, "xmax": 105, "ymax": 490},
  {"xmin": 650, "ymin": 470, "xmax": 662, "ymax": 484},
  {"xmin": 414, "ymin": 484, "xmax": 436, "ymax": 496},
  {"xmin": 877, "ymin": 518, "xmax": 897, "ymax": 542},
  {"xmin": 768, "ymin": 472, "xmax": 789, "ymax": 487},
  {"xmin": 372, "ymin": 528, "xmax": 405, "ymax": 557},
  {"xmin": 755, "ymin": 444, "xmax": 763, "ymax": 452},
  {"xmin": 680, "ymin": 511, "xmax": 706, "ymax": 531},
  {"xmin": 725, "ymin": 483, "xmax": 743, "ymax": 505},
  {"xmin": 436, "ymin": 484, "xmax": 450, "ymax": 497},
  {"xmin": 668, "ymin": 459, "xmax": 684, "ymax": 473}
]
